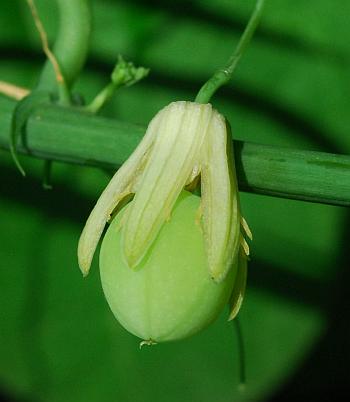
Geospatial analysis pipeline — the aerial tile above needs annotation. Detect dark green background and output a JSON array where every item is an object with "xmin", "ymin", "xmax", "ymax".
[{"xmin": 0, "ymin": 0, "xmax": 349, "ymax": 401}]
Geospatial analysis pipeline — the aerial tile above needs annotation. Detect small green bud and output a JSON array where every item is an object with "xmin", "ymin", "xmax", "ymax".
[{"xmin": 111, "ymin": 55, "xmax": 149, "ymax": 88}]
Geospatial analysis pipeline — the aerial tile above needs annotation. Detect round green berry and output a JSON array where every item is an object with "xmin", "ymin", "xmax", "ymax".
[{"xmin": 100, "ymin": 191, "xmax": 236, "ymax": 343}]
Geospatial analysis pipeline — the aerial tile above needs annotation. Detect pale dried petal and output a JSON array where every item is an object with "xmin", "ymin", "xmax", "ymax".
[
  {"xmin": 201, "ymin": 113, "xmax": 240, "ymax": 282},
  {"xmin": 228, "ymin": 251, "xmax": 247, "ymax": 321},
  {"xmin": 122, "ymin": 101, "xmax": 213, "ymax": 268},
  {"xmin": 77, "ymin": 113, "xmax": 162, "ymax": 276},
  {"xmin": 241, "ymin": 216, "xmax": 253, "ymax": 240},
  {"xmin": 240, "ymin": 236, "xmax": 250, "ymax": 257}
]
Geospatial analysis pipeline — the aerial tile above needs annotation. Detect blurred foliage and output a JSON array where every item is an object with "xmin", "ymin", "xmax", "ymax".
[{"xmin": 0, "ymin": 0, "xmax": 349, "ymax": 401}]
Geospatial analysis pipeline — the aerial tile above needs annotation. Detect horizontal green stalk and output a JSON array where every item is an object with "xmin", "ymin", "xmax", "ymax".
[{"xmin": 0, "ymin": 96, "xmax": 349, "ymax": 206}]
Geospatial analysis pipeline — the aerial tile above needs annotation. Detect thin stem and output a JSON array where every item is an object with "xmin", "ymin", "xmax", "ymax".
[
  {"xmin": 27, "ymin": 0, "xmax": 65, "ymax": 84},
  {"xmin": 37, "ymin": 0, "xmax": 91, "ymax": 93},
  {"xmin": 195, "ymin": 0, "xmax": 266, "ymax": 104},
  {"xmin": 233, "ymin": 318, "xmax": 246, "ymax": 388},
  {"xmin": 85, "ymin": 83, "xmax": 116, "ymax": 114},
  {"xmin": 26, "ymin": 0, "xmax": 70, "ymax": 104}
]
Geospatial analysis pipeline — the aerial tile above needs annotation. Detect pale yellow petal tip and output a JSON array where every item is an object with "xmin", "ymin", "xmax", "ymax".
[
  {"xmin": 122, "ymin": 247, "xmax": 143, "ymax": 270},
  {"xmin": 241, "ymin": 216, "xmax": 253, "ymax": 240},
  {"xmin": 78, "ymin": 257, "xmax": 91, "ymax": 277},
  {"xmin": 139, "ymin": 339, "xmax": 157, "ymax": 349},
  {"xmin": 210, "ymin": 265, "xmax": 229, "ymax": 284},
  {"xmin": 211, "ymin": 274, "xmax": 225, "ymax": 284},
  {"xmin": 240, "ymin": 236, "xmax": 250, "ymax": 257},
  {"xmin": 228, "ymin": 294, "xmax": 243, "ymax": 321},
  {"xmin": 77, "ymin": 239, "xmax": 92, "ymax": 277},
  {"xmin": 81, "ymin": 267, "xmax": 89, "ymax": 278},
  {"xmin": 209, "ymin": 253, "xmax": 236, "ymax": 283}
]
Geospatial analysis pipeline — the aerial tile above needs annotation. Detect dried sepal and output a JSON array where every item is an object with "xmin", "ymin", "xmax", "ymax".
[
  {"xmin": 241, "ymin": 216, "xmax": 253, "ymax": 240},
  {"xmin": 122, "ymin": 102, "xmax": 213, "ymax": 268},
  {"xmin": 240, "ymin": 236, "xmax": 250, "ymax": 257},
  {"xmin": 77, "ymin": 111, "xmax": 162, "ymax": 276},
  {"xmin": 228, "ymin": 249, "xmax": 247, "ymax": 321},
  {"xmin": 200, "ymin": 113, "xmax": 240, "ymax": 282}
]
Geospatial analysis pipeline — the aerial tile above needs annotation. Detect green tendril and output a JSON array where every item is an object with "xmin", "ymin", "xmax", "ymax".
[{"xmin": 195, "ymin": 0, "xmax": 266, "ymax": 104}]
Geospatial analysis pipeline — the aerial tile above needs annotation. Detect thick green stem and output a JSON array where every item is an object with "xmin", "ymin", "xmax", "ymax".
[
  {"xmin": 21, "ymin": 0, "xmax": 91, "ymax": 178},
  {"xmin": 1, "ymin": 97, "xmax": 349, "ymax": 207},
  {"xmin": 37, "ymin": 0, "xmax": 91, "ymax": 93},
  {"xmin": 195, "ymin": 0, "xmax": 265, "ymax": 104}
]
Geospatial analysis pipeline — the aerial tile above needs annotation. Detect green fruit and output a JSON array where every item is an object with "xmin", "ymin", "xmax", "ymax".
[{"xmin": 100, "ymin": 191, "xmax": 236, "ymax": 343}]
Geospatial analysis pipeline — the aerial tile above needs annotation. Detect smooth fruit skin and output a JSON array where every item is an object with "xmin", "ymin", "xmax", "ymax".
[{"xmin": 100, "ymin": 191, "xmax": 236, "ymax": 343}]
